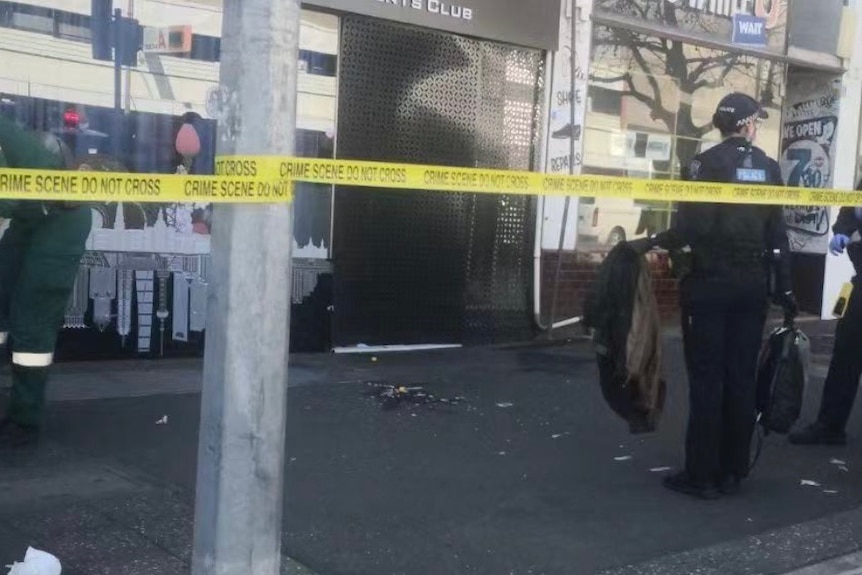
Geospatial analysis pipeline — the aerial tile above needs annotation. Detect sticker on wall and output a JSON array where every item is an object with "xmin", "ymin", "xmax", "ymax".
[{"xmin": 780, "ymin": 74, "xmax": 842, "ymax": 254}]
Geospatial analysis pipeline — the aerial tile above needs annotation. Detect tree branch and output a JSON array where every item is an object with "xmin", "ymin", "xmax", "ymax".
[
  {"xmin": 690, "ymin": 53, "xmax": 737, "ymax": 80},
  {"xmin": 591, "ymin": 36, "xmax": 666, "ymax": 53},
  {"xmin": 591, "ymin": 74, "xmax": 630, "ymax": 84},
  {"xmin": 627, "ymin": 41, "xmax": 667, "ymax": 109},
  {"xmin": 620, "ymin": 74, "xmax": 676, "ymax": 129}
]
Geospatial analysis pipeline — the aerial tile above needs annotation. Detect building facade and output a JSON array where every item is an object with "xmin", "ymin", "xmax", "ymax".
[
  {"xmin": 2, "ymin": 0, "xmax": 860, "ymax": 360},
  {"xmin": 0, "ymin": 0, "xmax": 559, "ymax": 358},
  {"xmin": 539, "ymin": 0, "xmax": 862, "ymax": 326}
]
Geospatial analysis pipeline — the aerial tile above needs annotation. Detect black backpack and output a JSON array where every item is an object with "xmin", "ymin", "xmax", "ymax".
[{"xmin": 755, "ymin": 323, "xmax": 809, "ymax": 435}]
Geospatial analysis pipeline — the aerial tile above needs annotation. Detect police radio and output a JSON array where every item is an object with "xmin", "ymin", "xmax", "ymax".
[
  {"xmin": 833, "ymin": 282, "xmax": 854, "ymax": 319},
  {"xmin": 735, "ymin": 144, "xmax": 767, "ymax": 184}
]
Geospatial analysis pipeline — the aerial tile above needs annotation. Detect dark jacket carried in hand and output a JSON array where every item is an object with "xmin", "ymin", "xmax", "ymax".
[
  {"xmin": 583, "ymin": 242, "xmax": 666, "ymax": 434},
  {"xmin": 655, "ymin": 137, "xmax": 791, "ymax": 292}
]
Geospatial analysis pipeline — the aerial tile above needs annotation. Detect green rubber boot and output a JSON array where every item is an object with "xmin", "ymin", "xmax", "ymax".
[{"xmin": 7, "ymin": 364, "xmax": 48, "ymax": 429}]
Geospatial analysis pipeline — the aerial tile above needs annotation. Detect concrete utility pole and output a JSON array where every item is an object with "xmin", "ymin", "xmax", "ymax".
[
  {"xmin": 191, "ymin": 0, "xmax": 300, "ymax": 573},
  {"xmin": 548, "ymin": 0, "xmax": 578, "ymax": 337}
]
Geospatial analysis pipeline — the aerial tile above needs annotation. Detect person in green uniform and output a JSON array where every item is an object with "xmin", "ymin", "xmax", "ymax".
[{"xmin": 0, "ymin": 114, "xmax": 92, "ymax": 448}]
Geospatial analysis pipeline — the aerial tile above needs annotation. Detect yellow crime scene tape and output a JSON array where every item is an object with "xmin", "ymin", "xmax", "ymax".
[{"xmin": 0, "ymin": 156, "xmax": 861, "ymax": 206}]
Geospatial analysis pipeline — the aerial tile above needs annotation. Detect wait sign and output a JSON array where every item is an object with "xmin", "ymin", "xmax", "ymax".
[
  {"xmin": 732, "ymin": 14, "xmax": 767, "ymax": 47},
  {"xmin": 143, "ymin": 25, "xmax": 193, "ymax": 54}
]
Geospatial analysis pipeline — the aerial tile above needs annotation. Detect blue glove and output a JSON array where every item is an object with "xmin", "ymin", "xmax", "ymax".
[{"xmin": 830, "ymin": 234, "xmax": 850, "ymax": 255}]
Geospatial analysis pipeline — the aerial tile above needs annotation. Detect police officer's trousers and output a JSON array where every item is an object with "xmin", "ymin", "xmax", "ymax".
[
  {"xmin": 0, "ymin": 202, "xmax": 91, "ymax": 427},
  {"xmin": 816, "ymin": 277, "xmax": 862, "ymax": 432},
  {"xmin": 680, "ymin": 275, "xmax": 768, "ymax": 484}
]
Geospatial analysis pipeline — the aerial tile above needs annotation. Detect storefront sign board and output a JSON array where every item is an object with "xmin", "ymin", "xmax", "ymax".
[
  {"xmin": 732, "ymin": 14, "xmax": 767, "ymax": 47},
  {"xmin": 593, "ymin": 0, "xmax": 787, "ymax": 55},
  {"xmin": 304, "ymin": 0, "xmax": 561, "ymax": 50}
]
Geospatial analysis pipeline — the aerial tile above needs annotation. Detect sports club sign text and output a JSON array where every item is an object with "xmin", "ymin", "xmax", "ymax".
[{"xmin": 373, "ymin": 0, "xmax": 473, "ymax": 21}]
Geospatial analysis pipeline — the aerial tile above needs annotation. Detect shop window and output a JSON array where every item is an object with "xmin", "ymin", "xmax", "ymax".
[
  {"xmin": 0, "ymin": 5, "xmax": 342, "ymax": 358},
  {"xmin": 299, "ymin": 50, "xmax": 338, "ymax": 76},
  {"xmin": 589, "ymin": 86, "xmax": 623, "ymax": 116},
  {"xmin": 0, "ymin": 1, "xmax": 339, "ymax": 78},
  {"xmin": 0, "ymin": 3, "xmax": 11, "ymax": 27},
  {"xmin": 188, "ymin": 35, "xmax": 220, "ymax": 62},
  {"xmin": 0, "ymin": 2, "xmax": 91, "ymax": 41},
  {"xmin": 576, "ymin": 23, "xmax": 786, "ymax": 247},
  {"xmin": 10, "ymin": 7, "xmax": 52, "ymax": 35}
]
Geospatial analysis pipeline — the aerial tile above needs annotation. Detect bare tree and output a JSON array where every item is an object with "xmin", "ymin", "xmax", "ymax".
[{"xmin": 590, "ymin": 0, "xmax": 784, "ymax": 171}]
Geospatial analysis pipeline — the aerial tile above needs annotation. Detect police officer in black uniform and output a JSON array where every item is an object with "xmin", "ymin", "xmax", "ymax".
[
  {"xmin": 636, "ymin": 92, "xmax": 797, "ymax": 499},
  {"xmin": 790, "ymin": 204, "xmax": 862, "ymax": 446}
]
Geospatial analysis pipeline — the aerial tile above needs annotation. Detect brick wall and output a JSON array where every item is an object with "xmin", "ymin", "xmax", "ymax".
[{"xmin": 540, "ymin": 249, "xmax": 680, "ymax": 325}]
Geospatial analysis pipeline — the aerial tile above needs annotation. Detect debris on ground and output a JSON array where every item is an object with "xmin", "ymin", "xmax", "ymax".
[
  {"xmin": 614, "ymin": 456, "xmax": 633, "ymax": 462},
  {"xmin": 496, "ymin": 402, "xmax": 514, "ymax": 408},
  {"xmin": 650, "ymin": 466, "xmax": 672, "ymax": 473},
  {"xmin": 551, "ymin": 432, "xmax": 571, "ymax": 439},
  {"xmin": 5, "ymin": 547, "xmax": 61, "ymax": 575},
  {"xmin": 155, "ymin": 415, "xmax": 168, "ymax": 425},
  {"xmin": 800, "ymin": 480, "xmax": 821, "ymax": 487},
  {"xmin": 823, "ymin": 490, "xmax": 839, "ymax": 495},
  {"xmin": 365, "ymin": 382, "xmax": 465, "ymax": 410},
  {"xmin": 830, "ymin": 458, "xmax": 847, "ymax": 466}
]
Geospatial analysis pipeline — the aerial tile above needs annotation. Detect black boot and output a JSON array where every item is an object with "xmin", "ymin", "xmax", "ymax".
[
  {"xmin": 663, "ymin": 471, "xmax": 721, "ymax": 500},
  {"xmin": 7, "ymin": 364, "xmax": 48, "ymax": 428},
  {"xmin": 789, "ymin": 421, "xmax": 847, "ymax": 446},
  {"xmin": 717, "ymin": 475, "xmax": 743, "ymax": 496}
]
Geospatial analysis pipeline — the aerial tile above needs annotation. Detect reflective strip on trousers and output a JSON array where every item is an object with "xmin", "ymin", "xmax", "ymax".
[
  {"xmin": 0, "ymin": 332, "xmax": 6, "ymax": 345},
  {"xmin": 12, "ymin": 352, "xmax": 53, "ymax": 367}
]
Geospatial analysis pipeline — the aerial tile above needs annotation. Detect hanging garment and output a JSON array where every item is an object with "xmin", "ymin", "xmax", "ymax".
[{"xmin": 583, "ymin": 242, "xmax": 666, "ymax": 434}]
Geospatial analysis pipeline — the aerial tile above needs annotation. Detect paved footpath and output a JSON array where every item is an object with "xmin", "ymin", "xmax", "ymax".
[
  {"xmin": 784, "ymin": 551, "xmax": 862, "ymax": 575},
  {"xmin": 2, "ymin": 322, "xmax": 861, "ymax": 575}
]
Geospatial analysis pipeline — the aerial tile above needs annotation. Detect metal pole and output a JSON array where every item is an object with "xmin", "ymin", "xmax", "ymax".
[
  {"xmin": 124, "ymin": 0, "xmax": 135, "ymax": 112},
  {"xmin": 112, "ymin": 7, "xmax": 123, "ymax": 157},
  {"xmin": 548, "ymin": 196, "xmax": 570, "ymax": 338},
  {"xmin": 548, "ymin": 1, "xmax": 578, "ymax": 338},
  {"xmin": 568, "ymin": 0, "xmax": 578, "ymax": 180},
  {"xmin": 191, "ymin": 0, "xmax": 299, "ymax": 573},
  {"xmin": 113, "ymin": 8, "xmax": 122, "ymax": 113}
]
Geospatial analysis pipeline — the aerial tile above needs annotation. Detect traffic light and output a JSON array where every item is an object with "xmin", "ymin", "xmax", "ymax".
[
  {"xmin": 91, "ymin": 0, "xmax": 141, "ymax": 66},
  {"xmin": 91, "ymin": 0, "xmax": 113, "ymax": 62},
  {"xmin": 117, "ymin": 17, "xmax": 143, "ymax": 67}
]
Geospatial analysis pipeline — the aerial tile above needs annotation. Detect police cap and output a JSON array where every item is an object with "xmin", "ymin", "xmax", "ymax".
[{"xmin": 712, "ymin": 92, "xmax": 768, "ymax": 132}]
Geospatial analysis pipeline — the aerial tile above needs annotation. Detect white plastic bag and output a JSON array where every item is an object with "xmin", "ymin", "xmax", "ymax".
[{"xmin": 5, "ymin": 547, "xmax": 61, "ymax": 575}]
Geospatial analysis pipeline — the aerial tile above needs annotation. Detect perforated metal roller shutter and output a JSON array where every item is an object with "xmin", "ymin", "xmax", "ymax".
[{"xmin": 333, "ymin": 16, "xmax": 545, "ymax": 347}]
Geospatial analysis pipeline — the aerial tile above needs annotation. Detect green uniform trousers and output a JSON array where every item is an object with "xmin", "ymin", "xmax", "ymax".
[{"xmin": 0, "ymin": 201, "xmax": 91, "ymax": 426}]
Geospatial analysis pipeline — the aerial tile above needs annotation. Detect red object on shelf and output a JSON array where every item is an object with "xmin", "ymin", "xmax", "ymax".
[
  {"xmin": 175, "ymin": 123, "xmax": 201, "ymax": 158},
  {"xmin": 63, "ymin": 108, "xmax": 81, "ymax": 129}
]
